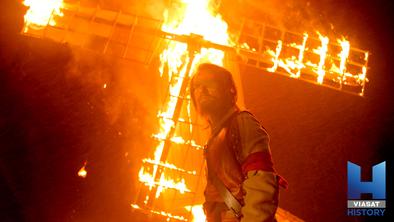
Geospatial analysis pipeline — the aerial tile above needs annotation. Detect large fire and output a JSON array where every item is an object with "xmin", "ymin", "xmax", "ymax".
[
  {"xmin": 136, "ymin": 0, "xmax": 232, "ymax": 220},
  {"xmin": 241, "ymin": 28, "xmax": 368, "ymax": 95},
  {"xmin": 22, "ymin": 0, "xmax": 64, "ymax": 32},
  {"xmin": 20, "ymin": 0, "xmax": 370, "ymax": 221},
  {"xmin": 20, "ymin": 0, "xmax": 369, "ymax": 96}
]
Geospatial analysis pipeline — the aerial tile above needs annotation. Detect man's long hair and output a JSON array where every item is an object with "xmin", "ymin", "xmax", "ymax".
[{"xmin": 190, "ymin": 63, "xmax": 238, "ymax": 111}]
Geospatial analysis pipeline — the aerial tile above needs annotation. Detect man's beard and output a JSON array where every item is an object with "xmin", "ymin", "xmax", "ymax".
[{"xmin": 197, "ymin": 97, "xmax": 231, "ymax": 118}]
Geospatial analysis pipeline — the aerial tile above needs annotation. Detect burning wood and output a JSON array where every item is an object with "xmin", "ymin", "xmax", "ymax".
[
  {"xmin": 134, "ymin": 2, "xmax": 232, "ymax": 220},
  {"xmin": 238, "ymin": 22, "xmax": 369, "ymax": 96}
]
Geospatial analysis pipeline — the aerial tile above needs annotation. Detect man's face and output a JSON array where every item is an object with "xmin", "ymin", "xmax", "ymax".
[{"xmin": 192, "ymin": 71, "xmax": 226, "ymax": 116}]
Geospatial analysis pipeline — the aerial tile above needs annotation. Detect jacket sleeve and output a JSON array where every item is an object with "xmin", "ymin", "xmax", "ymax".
[
  {"xmin": 241, "ymin": 170, "xmax": 278, "ymax": 222},
  {"xmin": 236, "ymin": 112, "xmax": 278, "ymax": 222}
]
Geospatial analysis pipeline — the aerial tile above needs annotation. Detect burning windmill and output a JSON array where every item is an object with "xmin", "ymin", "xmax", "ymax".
[
  {"xmin": 20, "ymin": 0, "xmax": 370, "ymax": 221},
  {"xmin": 132, "ymin": 1, "xmax": 239, "ymax": 220}
]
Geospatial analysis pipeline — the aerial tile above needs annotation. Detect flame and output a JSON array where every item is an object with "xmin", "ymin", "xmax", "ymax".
[
  {"xmin": 160, "ymin": 0, "xmax": 232, "ymax": 70},
  {"xmin": 136, "ymin": 1, "xmax": 231, "ymax": 220},
  {"xmin": 132, "ymin": 204, "xmax": 188, "ymax": 221},
  {"xmin": 138, "ymin": 0, "xmax": 231, "ymax": 203},
  {"xmin": 185, "ymin": 205, "xmax": 206, "ymax": 222},
  {"xmin": 20, "ymin": 1, "xmax": 369, "ymax": 97},
  {"xmin": 267, "ymin": 40, "xmax": 283, "ymax": 72},
  {"xmin": 22, "ymin": 0, "xmax": 64, "ymax": 33},
  {"xmin": 337, "ymin": 38, "xmax": 350, "ymax": 75},
  {"xmin": 294, "ymin": 33, "xmax": 309, "ymax": 78},
  {"xmin": 313, "ymin": 32, "xmax": 329, "ymax": 84},
  {"xmin": 152, "ymin": 134, "xmax": 203, "ymax": 149},
  {"xmin": 266, "ymin": 34, "xmax": 307, "ymax": 78},
  {"xmin": 77, "ymin": 161, "xmax": 87, "ymax": 178},
  {"xmin": 142, "ymin": 159, "xmax": 197, "ymax": 175},
  {"xmin": 259, "ymin": 30, "xmax": 368, "ymax": 92}
]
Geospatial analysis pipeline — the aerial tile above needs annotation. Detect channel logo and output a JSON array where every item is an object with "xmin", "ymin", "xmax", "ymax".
[{"xmin": 347, "ymin": 161, "xmax": 386, "ymax": 216}]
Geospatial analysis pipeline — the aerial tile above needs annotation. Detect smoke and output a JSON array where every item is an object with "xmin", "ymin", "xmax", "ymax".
[
  {"xmin": 221, "ymin": 0, "xmax": 365, "ymax": 42},
  {"xmin": 64, "ymin": 0, "xmax": 370, "ymax": 46},
  {"xmin": 71, "ymin": 0, "xmax": 166, "ymax": 20}
]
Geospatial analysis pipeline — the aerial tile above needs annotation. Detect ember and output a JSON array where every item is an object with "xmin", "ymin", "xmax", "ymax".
[{"xmin": 77, "ymin": 161, "xmax": 87, "ymax": 178}]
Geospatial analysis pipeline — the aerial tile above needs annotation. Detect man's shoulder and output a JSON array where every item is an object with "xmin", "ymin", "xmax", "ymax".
[
  {"xmin": 235, "ymin": 110, "xmax": 263, "ymax": 127},
  {"xmin": 230, "ymin": 110, "xmax": 270, "ymax": 162},
  {"xmin": 234, "ymin": 109, "xmax": 269, "ymax": 136},
  {"xmin": 237, "ymin": 110, "xmax": 254, "ymax": 117}
]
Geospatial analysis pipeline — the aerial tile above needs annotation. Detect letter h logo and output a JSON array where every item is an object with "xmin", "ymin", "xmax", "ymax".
[{"xmin": 347, "ymin": 161, "xmax": 386, "ymax": 200}]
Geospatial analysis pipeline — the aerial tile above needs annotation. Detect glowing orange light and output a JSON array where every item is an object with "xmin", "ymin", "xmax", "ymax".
[
  {"xmin": 337, "ymin": 38, "xmax": 350, "ymax": 75},
  {"xmin": 258, "ymin": 29, "xmax": 369, "ymax": 94},
  {"xmin": 135, "ymin": 1, "xmax": 232, "ymax": 220},
  {"xmin": 315, "ymin": 32, "xmax": 329, "ymax": 84},
  {"xmin": 77, "ymin": 161, "xmax": 87, "ymax": 178},
  {"xmin": 138, "ymin": 0, "xmax": 231, "ymax": 202},
  {"xmin": 185, "ymin": 205, "xmax": 206, "ymax": 222},
  {"xmin": 22, "ymin": 0, "xmax": 64, "ymax": 32},
  {"xmin": 131, "ymin": 204, "xmax": 188, "ymax": 221},
  {"xmin": 267, "ymin": 40, "xmax": 283, "ymax": 73},
  {"xmin": 294, "ymin": 33, "xmax": 309, "ymax": 78}
]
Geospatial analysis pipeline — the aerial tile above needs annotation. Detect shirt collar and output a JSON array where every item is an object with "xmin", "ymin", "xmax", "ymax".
[{"xmin": 210, "ymin": 106, "xmax": 239, "ymax": 137}]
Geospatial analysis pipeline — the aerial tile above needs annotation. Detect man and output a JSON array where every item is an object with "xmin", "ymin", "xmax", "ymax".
[{"xmin": 190, "ymin": 63, "xmax": 286, "ymax": 222}]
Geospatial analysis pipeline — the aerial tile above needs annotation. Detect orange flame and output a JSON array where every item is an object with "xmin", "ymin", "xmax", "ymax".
[
  {"xmin": 315, "ymin": 32, "xmax": 329, "ymax": 84},
  {"xmin": 77, "ymin": 161, "xmax": 87, "ymax": 178},
  {"xmin": 267, "ymin": 40, "xmax": 283, "ymax": 73},
  {"xmin": 138, "ymin": 0, "xmax": 231, "ymax": 202},
  {"xmin": 22, "ymin": 0, "xmax": 64, "ymax": 33},
  {"xmin": 294, "ymin": 33, "xmax": 309, "ymax": 78},
  {"xmin": 260, "ymin": 30, "xmax": 368, "ymax": 91},
  {"xmin": 131, "ymin": 204, "xmax": 188, "ymax": 221},
  {"xmin": 185, "ymin": 205, "xmax": 206, "ymax": 222},
  {"xmin": 337, "ymin": 38, "xmax": 350, "ymax": 75}
]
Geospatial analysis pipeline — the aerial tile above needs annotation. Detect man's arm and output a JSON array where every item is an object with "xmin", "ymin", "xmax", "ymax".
[
  {"xmin": 236, "ymin": 111, "xmax": 279, "ymax": 222},
  {"xmin": 242, "ymin": 170, "xmax": 278, "ymax": 222}
]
